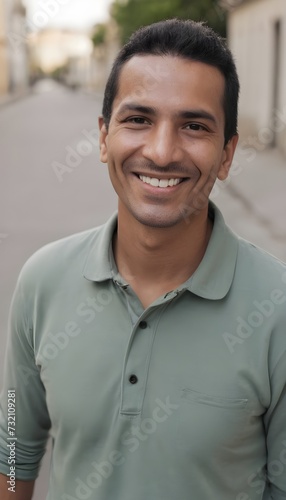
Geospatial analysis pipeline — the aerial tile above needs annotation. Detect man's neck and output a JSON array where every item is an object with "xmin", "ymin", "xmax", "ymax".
[{"xmin": 113, "ymin": 205, "xmax": 213, "ymax": 308}]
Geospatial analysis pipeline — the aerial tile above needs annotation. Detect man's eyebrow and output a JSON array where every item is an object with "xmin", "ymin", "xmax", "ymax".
[
  {"xmin": 116, "ymin": 103, "xmax": 157, "ymax": 116},
  {"xmin": 178, "ymin": 110, "xmax": 218, "ymax": 125}
]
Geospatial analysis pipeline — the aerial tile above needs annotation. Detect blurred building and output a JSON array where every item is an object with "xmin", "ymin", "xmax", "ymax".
[
  {"xmin": 222, "ymin": 0, "xmax": 286, "ymax": 157},
  {"xmin": 0, "ymin": 0, "xmax": 9, "ymax": 94},
  {"xmin": 28, "ymin": 29, "xmax": 93, "ymax": 88},
  {"xmin": 89, "ymin": 19, "xmax": 120, "ymax": 91},
  {"xmin": 4, "ymin": 0, "xmax": 29, "ymax": 93}
]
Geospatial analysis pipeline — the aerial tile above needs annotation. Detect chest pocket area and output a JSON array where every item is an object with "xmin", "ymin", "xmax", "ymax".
[{"xmin": 176, "ymin": 388, "xmax": 249, "ymax": 455}]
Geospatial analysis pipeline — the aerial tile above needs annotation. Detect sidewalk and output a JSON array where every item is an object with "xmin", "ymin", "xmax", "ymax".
[
  {"xmin": 81, "ymin": 87, "xmax": 105, "ymax": 104},
  {"xmin": 0, "ymin": 88, "xmax": 32, "ymax": 107},
  {"xmin": 213, "ymin": 147, "xmax": 286, "ymax": 262}
]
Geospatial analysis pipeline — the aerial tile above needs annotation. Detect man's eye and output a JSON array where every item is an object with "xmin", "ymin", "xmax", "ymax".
[
  {"xmin": 127, "ymin": 117, "xmax": 149, "ymax": 124},
  {"xmin": 186, "ymin": 123, "xmax": 207, "ymax": 131}
]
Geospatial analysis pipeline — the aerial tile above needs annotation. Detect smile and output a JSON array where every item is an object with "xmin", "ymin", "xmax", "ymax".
[{"xmin": 138, "ymin": 175, "xmax": 184, "ymax": 188}]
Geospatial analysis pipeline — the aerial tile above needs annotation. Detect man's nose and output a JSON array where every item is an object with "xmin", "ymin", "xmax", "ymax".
[{"xmin": 141, "ymin": 123, "xmax": 183, "ymax": 167}]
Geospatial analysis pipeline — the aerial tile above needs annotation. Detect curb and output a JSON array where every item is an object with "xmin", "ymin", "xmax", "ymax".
[
  {"xmin": 0, "ymin": 89, "xmax": 34, "ymax": 108},
  {"xmin": 80, "ymin": 88, "xmax": 104, "ymax": 102}
]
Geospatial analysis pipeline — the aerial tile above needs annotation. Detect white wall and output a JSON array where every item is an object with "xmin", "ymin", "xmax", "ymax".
[
  {"xmin": 5, "ymin": 0, "xmax": 29, "ymax": 92},
  {"xmin": 228, "ymin": 0, "xmax": 286, "ymax": 156},
  {"xmin": 0, "ymin": 0, "xmax": 9, "ymax": 94}
]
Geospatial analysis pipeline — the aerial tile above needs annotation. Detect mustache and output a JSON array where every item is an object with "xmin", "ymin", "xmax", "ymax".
[{"xmin": 123, "ymin": 159, "xmax": 191, "ymax": 176}]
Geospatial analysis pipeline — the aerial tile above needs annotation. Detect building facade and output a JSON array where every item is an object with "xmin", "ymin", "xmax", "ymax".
[
  {"xmin": 89, "ymin": 19, "xmax": 120, "ymax": 91},
  {"xmin": 28, "ymin": 28, "xmax": 93, "ymax": 87},
  {"xmin": 6, "ymin": 0, "xmax": 29, "ymax": 92},
  {"xmin": 222, "ymin": 0, "xmax": 286, "ymax": 157},
  {"xmin": 0, "ymin": 0, "xmax": 9, "ymax": 94},
  {"xmin": 0, "ymin": 0, "xmax": 29, "ymax": 95}
]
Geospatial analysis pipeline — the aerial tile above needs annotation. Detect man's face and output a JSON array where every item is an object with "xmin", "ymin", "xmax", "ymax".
[{"xmin": 99, "ymin": 55, "xmax": 238, "ymax": 228}]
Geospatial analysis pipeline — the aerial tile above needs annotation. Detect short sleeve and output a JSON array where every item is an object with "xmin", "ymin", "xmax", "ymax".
[
  {"xmin": 263, "ymin": 349, "xmax": 286, "ymax": 499},
  {"xmin": 0, "ymin": 272, "xmax": 51, "ymax": 480}
]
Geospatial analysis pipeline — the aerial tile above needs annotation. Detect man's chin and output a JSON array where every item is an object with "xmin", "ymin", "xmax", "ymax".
[{"xmin": 131, "ymin": 210, "xmax": 190, "ymax": 229}]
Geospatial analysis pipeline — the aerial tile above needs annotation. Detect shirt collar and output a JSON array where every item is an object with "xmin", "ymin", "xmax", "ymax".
[
  {"xmin": 83, "ymin": 212, "xmax": 118, "ymax": 282},
  {"xmin": 83, "ymin": 202, "xmax": 238, "ymax": 300},
  {"xmin": 183, "ymin": 202, "xmax": 238, "ymax": 300}
]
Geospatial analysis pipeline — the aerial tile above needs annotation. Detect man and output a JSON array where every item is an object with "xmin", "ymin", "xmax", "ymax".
[{"xmin": 0, "ymin": 18, "xmax": 285, "ymax": 500}]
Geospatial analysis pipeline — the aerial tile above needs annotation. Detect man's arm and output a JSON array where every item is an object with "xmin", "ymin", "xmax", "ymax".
[
  {"xmin": 0, "ymin": 270, "xmax": 51, "ymax": 490},
  {"xmin": 0, "ymin": 473, "xmax": 35, "ymax": 500},
  {"xmin": 264, "ymin": 348, "xmax": 286, "ymax": 499}
]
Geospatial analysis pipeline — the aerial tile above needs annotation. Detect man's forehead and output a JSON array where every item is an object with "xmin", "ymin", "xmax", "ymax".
[
  {"xmin": 116, "ymin": 54, "xmax": 224, "ymax": 92},
  {"xmin": 113, "ymin": 54, "xmax": 226, "ymax": 117},
  {"xmin": 119, "ymin": 53, "xmax": 224, "ymax": 80}
]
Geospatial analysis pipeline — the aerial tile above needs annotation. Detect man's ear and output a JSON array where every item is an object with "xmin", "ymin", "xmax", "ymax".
[
  {"xmin": 217, "ymin": 134, "xmax": 239, "ymax": 181},
  {"xmin": 98, "ymin": 116, "xmax": 108, "ymax": 164}
]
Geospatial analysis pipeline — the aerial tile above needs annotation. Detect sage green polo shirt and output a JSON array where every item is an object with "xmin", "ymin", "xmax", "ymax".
[{"xmin": 0, "ymin": 202, "xmax": 286, "ymax": 500}]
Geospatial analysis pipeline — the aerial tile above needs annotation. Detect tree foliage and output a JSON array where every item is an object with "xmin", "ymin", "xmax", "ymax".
[
  {"xmin": 110, "ymin": 0, "xmax": 226, "ymax": 44},
  {"xmin": 91, "ymin": 23, "xmax": 108, "ymax": 47}
]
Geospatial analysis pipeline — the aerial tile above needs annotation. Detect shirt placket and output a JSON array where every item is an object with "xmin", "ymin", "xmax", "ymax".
[{"xmin": 115, "ymin": 282, "xmax": 181, "ymax": 416}]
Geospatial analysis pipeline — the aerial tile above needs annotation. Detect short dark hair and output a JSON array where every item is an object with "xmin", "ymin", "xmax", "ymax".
[{"xmin": 102, "ymin": 18, "xmax": 240, "ymax": 144}]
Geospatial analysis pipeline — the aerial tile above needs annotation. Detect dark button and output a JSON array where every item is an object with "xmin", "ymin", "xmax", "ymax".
[
  {"xmin": 139, "ymin": 321, "xmax": 148, "ymax": 329},
  {"xmin": 129, "ymin": 375, "xmax": 138, "ymax": 384}
]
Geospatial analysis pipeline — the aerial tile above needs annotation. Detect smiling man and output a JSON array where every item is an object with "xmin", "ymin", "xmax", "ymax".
[
  {"xmin": 0, "ymin": 19, "xmax": 286, "ymax": 500},
  {"xmin": 99, "ymin": 49, "xmax": 238, "ymax": 307}
]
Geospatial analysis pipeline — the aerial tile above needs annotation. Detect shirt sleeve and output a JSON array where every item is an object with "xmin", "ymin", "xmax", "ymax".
[
  {"xmin": 0, "ymin": 270, "xmax": 51, "ymax": 480},
  {"xmin": 264, "ymin": 348, "xmax": 286, "ymax": 499}
]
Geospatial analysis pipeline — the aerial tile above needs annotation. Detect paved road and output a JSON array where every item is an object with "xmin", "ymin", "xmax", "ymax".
[
  {"xmin": 0, "ymin": 81, "xmax": 285, "ymax": 499},
  {"xmin": 213, "ymin": 147, "xmax": 286, "ymax": 262}
]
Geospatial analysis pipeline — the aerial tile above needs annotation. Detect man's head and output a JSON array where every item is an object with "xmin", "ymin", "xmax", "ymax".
[
  {"xmin": 102, "ymin": 18, "xmax": 239, "ymax": 145},
  {"xmin": 99, "ymin": 19, "xmax": 239, "ymax": 229}
]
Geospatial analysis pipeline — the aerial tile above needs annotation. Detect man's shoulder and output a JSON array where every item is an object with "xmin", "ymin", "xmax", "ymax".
[
  {"xmin": 236, "ymin": 235, "xmax": 286, "ymax": 288},
  {"xmin": 18, "ymin": 222, "xmax": 107, "ymax": 288}
]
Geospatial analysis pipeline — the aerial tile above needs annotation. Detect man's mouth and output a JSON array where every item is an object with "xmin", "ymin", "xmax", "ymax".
[{"xmin": 138, "ymin": 175, "xmax": 185, "ymax": 188}]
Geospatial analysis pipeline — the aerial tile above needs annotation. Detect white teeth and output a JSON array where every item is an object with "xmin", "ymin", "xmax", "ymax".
[
  {"xmin": 159, "ymin": 179, "xmax": 168, "ymax": 188},
  {"xmin": 173, "ymin": 178, "xmax": 181, "ymax": 186},
  {"xmin": 139, "ymin": 175, "xmax": 182, "ymax": 187},
  {"xmin": 150, "ymin": 178, "xmax": 159, "ymax": 187}
]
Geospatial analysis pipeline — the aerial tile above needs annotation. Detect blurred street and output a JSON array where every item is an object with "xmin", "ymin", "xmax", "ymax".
[
  {"xmin": 213, "ymin": 147, "xmax": 286, "ymax": 262},
  {"xmin": 0, "ymin": 79, "xmax": 117, "ymax": 362},
  {"xmin": 0, "ymin": 82, "xmax": 286, "ymax": 499}
]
